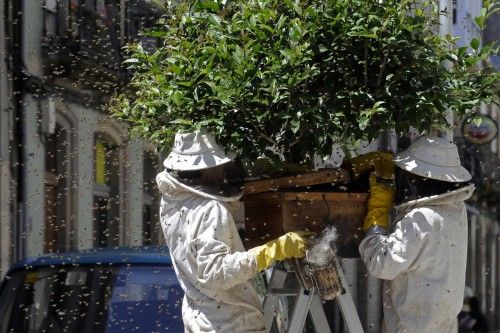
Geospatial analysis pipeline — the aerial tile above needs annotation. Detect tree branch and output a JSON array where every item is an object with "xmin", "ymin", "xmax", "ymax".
[{"xmin": 377, "ymin": 50, "xmax": 389, "ymax": 87}]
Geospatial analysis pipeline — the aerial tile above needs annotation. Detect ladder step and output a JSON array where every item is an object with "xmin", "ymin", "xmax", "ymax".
[
  {"xmin": 287, "ymin": 288, "xmax": 314, "ymax": 333},
  {"xmin": 263, "ymin": 262, "xmax": 365, "ymax": 333}
]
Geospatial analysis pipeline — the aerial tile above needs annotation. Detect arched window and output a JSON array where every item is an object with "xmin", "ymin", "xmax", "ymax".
[
  {"xmin": 142, "ymin": 151, "xmax": 161, "ymax": 245},
  {"xmin": 44, "ymin": 123, "xmax": 70, "ymax": 252},
  {"xmin": 93, "ymin": 133, "xmax": 122, "ymax": 247}
]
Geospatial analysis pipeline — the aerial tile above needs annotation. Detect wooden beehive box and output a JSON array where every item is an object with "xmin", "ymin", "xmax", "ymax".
[{"xmin": 242, "ymin": 169, "xmax": 368, "ymax": 258}]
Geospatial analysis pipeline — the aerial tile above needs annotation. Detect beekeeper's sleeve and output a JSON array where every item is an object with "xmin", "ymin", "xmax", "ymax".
[
  {"xmin": 193, "ymin": 201, "xmax": 258, "ymax": 291},
  {"xmin": 359, "ymin": 208, "xmax": 434, "ymax": 280}
]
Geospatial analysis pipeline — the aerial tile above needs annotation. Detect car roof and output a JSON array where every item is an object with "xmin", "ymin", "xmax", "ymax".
[{"xmin": 8, "ymin": 246, "xmax": 172, "ymax": 274}]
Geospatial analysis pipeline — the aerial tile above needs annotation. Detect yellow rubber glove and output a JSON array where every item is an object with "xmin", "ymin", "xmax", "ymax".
[
  {"xmin": 249, "ymin": 231, "xmax": 314, "ymax": 272},
  {"xmin": 350, "ymin": 152, "xmax": 395, "ymax": 180},
  {"xmin": 363, "ymin": 173, "xmax": 395, "ymax": 231}
]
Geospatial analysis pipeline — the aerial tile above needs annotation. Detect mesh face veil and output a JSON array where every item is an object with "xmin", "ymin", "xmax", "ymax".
[
  {"xmin": 395, "ymin": 166, "xmax": 468, "ymax": 205},
  {"xmin": 167, "ymin": 159, "xmax": 246, "ymax": 198},
  {"xmin": 395, "ymin": 167, "xmax": 417, "ymax": 205}
]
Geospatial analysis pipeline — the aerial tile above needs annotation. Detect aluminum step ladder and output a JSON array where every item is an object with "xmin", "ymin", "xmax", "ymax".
[{"xmin": 263, "ymin": 261, "xmax": 364, "ymax": 333}]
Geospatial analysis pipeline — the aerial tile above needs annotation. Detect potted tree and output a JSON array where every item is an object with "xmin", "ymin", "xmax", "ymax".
[{"xmin": 110, "ymin": 0, "xmax": 499, "ymax": 255}]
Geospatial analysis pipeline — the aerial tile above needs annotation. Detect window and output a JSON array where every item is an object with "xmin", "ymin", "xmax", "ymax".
[
  {"xmin": 142, "ymin": 151, "xmax": 161, "ymax": 245},
  {"xmin": 43, "ymin": 0, "xmax": 71, "ymax": 37},
  {"xmin": 95, "ymin": 0, "xmax": 107, "ymax": 20},
  {"xmin": 93, "ymin": 134, "xmax": 121, "ymax": 247},
  {"xmin": 44, "ymin": 123, "xmax": 69, "ymax": 252},
  {"xmin": 69, "ymin": 0, "xmax": 80, "ymax": 38},
  {"xmin": 44, "ymin": 0, "xmax": 58, "ymax": 36},
  {"xmin": 106, "ymin": 266, "xmax": 183, "ymax": 331}
]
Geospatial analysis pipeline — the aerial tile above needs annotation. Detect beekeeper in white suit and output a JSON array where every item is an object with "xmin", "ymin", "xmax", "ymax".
[
  {"xmin": 156, "ymin": 131, "xmax": 311, "ymax": 333},
  {"xmin": 358, "ymin": 135, "xmax": 475, "ymax": 333}
]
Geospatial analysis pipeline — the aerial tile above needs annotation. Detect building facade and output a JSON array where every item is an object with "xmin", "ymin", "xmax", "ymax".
[
  {"xmin": 0, "ymin": 0, "xmax": 164, "ymax": 276},
  {"xmin": 453, "ymin": 1, "xmax": 500, "ymax": 329}
]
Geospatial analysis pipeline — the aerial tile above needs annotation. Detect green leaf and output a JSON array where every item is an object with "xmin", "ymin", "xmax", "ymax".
[
  {"xmin": 470, "ymin": 38, "xmax": 480, "ymax": 51},
  {"xmin": 193, "ymin": 1, "xmax": 220, "ymax": 12},
  {"xmin": 358, "ymin": 114, "xmax": 369, "ymax": 131},
  {"xmin": 143, "ymin": 30, "xmax": 168, "ymax": 38},
  {"xmin": 170, "ymin": 119, "xmax": 193, "ymax": 126},
  {"xmin": 290, "ymin": 119, "xmax": 300, "ymax": 134},
  {"xmin": 123, "ymin": 58, "xmax": 140, "ymax": 64},
  {"xmin": 150, "ymin": 0, "xmax": 166, "ymax": 9},
  {"xmin": 233, "ymin": 46, "xmax": 244, "ymax": 64},
  {"xmin": 259, "ymin": 23, "xmax": 274, "ymax": 34},
  {"xmin": 171, "ymin": 91, "xmax": 184, "ymax": 107},
  {"xmin": 457, "ymin": 46, "xmax": 469, "ymax": 57},
  {"xmin": 474, "ymin": 15, "xmax": 485, "ymax": 29}
]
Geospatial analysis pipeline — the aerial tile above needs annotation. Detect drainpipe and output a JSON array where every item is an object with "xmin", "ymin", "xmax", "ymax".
[
  {"xmin": 11, "ymin": 0, "xmax": 26, "ymax": 260},
  {"xmin": 0, "ymin": 0, "xmax": 11, "ymax": 275}
]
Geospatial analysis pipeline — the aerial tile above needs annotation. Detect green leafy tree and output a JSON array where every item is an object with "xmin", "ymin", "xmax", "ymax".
[{"xmin": 111, "ymin": 0, "xmax": 499, "ymax": 167}]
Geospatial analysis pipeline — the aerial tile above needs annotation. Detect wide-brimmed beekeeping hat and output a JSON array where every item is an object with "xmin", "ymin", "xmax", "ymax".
[
  {"xmin": 163, "ymin": 131, "xmax": 235, "ymax": 171},
  {"xmin": 394, "ymin": 135, "xmax": 471, "ymax": 182}
]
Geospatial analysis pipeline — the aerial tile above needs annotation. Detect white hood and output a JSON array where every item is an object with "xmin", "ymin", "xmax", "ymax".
[{"xmin": 156, "ymin": 170, "xmax": 242, "ymax": 202}]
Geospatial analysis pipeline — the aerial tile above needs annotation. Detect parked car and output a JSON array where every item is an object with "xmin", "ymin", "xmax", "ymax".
[{"xmin": 0, "ymin": 246, "xmax": 184, "ymax": 333}]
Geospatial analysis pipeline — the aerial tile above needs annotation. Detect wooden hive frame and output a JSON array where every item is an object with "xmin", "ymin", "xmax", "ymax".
[{"xmin": 242, "ymin": 169, "xmax": 368, "ymax": 258}]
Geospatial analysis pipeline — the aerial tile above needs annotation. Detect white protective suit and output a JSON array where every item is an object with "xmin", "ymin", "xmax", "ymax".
[
  {"xmin": 156, "ymin": 170, "xmax": 266, "ymax": 333},
  {"xmin": 359, "ymin": 184, "xmax": 475, "ymax": 333}
]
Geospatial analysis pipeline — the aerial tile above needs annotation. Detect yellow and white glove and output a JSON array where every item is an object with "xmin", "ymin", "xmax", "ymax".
[
  {"xmin": 249, "ymin": 231, "xmax": 314, "ymax": 272},
  {"xmin": 350, "ymin": 152, "xmax": 394, "ymax": 180},
  {"xmin": 363, "ymin": 173, "xmax": 395, "ymax": 231}
]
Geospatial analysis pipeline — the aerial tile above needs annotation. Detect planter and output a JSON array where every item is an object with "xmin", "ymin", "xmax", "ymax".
[{"xmin": 243, "ymin": 170, "xmax": 368, "ymax": 258}]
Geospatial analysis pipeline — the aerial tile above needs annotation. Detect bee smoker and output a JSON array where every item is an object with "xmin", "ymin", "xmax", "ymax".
[{"xmin": 291, "ymin": 239, "xmax": 345, "ymax": 300}]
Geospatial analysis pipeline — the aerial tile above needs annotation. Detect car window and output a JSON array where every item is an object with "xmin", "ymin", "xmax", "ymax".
[
  {"xmin": 0, "ymin": 265, "xmax": 184, "ymax": 333},
  {"xmin": 0, "ymin": 267, "xmax": 94, "ymax": 333},
  {"xmin": 105, "ymin": 266, "xmax": 184, "ymax": 332}
]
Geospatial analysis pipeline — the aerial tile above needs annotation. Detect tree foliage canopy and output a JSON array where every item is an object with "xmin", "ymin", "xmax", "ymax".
[{"xmin": 111, "ymin": 0, "xmax": 499, "ymax": 166}]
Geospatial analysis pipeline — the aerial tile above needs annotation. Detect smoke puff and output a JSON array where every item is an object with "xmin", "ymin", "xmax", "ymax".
[{"xmin": 307, "ymin": 226, "xmax": 338, "ymax": 266}]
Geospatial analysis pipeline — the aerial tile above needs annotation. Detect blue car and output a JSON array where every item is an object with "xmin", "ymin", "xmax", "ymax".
[{"xmin": 0, "ymin": 246, "xmax": 184, "ymax": 333}]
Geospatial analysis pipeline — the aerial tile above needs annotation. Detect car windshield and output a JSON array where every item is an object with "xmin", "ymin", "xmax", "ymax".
[{"xmin": 0, "ymin": 265, "xmax": 184, "ymax": 333}]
